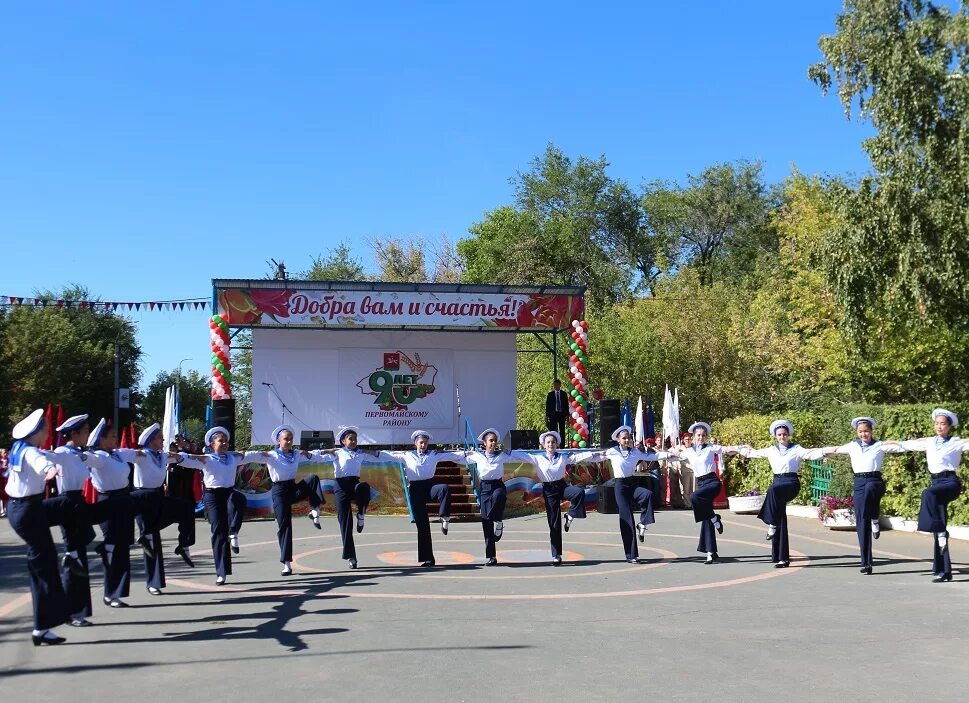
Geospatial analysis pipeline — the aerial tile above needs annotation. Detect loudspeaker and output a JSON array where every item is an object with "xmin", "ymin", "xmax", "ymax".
[
  {"xmin": 597, "ymin": 479, "xmax": 618, "ymax": 513},
  {"xmin": 211, "ymin": 399, "xmax": 236, "ymax": 449},
  {"xmin": 598, "ymin": 398, "xmax": 621, "ymax": 448},
  {"xmin": 300, "ymin": 430, "xmax": 335, "ymax": 451},
  {"xmin": 503, "ymin": 429, "xmax": 539, "ymax": 450}
]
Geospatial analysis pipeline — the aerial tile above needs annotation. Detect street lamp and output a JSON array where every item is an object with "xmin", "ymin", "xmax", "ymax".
[{"xmin": 176, "ymin": 358, "xmax": 192, "ymax": 396}]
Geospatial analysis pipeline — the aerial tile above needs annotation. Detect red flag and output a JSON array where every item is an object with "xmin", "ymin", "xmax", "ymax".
[
  {"xmin": 128, "ymin": 423, "xmax": 137, "ymax": 448},
  {"xmin": 192, "ymin": 471, "xmax": 203, "ymax": 503},
  {"xmin": 83, "ymin": 477, "xmax": 98, "ymax": 504},
  {"xmin": 119, "ymin": 425, "xmax": 129, "ymax": 449},
  {"xmin": 43, "ymin": 404, "xmax": 55, "ymax": 450},
  {"xmin": 54, "ymin": 405, "xmax": 65, "ymax": 447}
]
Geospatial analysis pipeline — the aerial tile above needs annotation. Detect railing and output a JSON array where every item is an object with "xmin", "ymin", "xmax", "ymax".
[
  {"xmin": 809, "ymin": 460, "xmax": 832, "ymax": 505},
  {"xmin": 398, "ymin": 456, "xmax": 415, "ymax": 522},
  {"xmin": 463, "ymin": 417, "xmax": 481, "ymax": 504}
]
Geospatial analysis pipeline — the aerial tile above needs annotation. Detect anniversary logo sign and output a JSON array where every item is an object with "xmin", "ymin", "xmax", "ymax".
[{"xmin": 339, "ymin": 349, "xmax": 455, "ymax": 430}]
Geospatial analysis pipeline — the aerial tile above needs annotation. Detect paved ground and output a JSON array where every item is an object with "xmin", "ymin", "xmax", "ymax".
[{"xmin": 1, "ymin": 510, "xmax": 967, "ymax": 702}]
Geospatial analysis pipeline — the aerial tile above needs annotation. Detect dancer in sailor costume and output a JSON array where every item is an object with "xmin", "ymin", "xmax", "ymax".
[
  {"xmin": 509, "ymin": 430, "xmax": 589, "ymax": 566},
  {"xmin": 46, "ymin": 414, "xmax": 99, "ymax": 626},
  {"xmin": 83, "ymin": 418, "xmax": 136, "ymax": 607},
  {"xmin": 376, "ymin": 430, "xmax": 462, "ymax": 567},
  {"xmin": 308, "ymin": 426, "xmax": 385, "ymax": 569},
  {"xmin": 116, "ymin": 423, "xmax": 196, "ymax": 595},
  {"xmin": 177, "ymin": 427, "xmax": 264, "ymax": 584},
  {"xmin": 892, "ymin": 408, "xmax": 965, "ymax": 582},
  {"xmin": 824, "ymin": 417, "xmax": 906, "ymax": 574},
  {"xmin": 6, "ymin": 409, "xmax": 79, "ymax": 645},
  {"xmin": 572, "ymin": 425, "xmax": 677, "ymax": 563},
  {"xmin": 670, "ymin": 422, "xmax": 742, "ymax": 564},
  {"xmin": 258, "ymin": 424, "xmax": 324, "ymax": 576},
  {"xmin": 465, "ymin": 428, "xmax": 523, "ymax": 566},
  {"xmin": 739, "ymin": 420, "xmax": 826, "ymax": 567}
]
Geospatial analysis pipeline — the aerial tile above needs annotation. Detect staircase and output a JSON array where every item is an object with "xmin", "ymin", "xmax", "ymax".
[{"xmin": 427, "ymin": 461, "xmax": 480, "ymax": 521}]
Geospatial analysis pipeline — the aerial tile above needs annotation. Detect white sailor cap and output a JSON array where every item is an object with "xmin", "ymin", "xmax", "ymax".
[
  {"xmin": 138, "ymin": 423, "xmax": 162, "ymax": 446},
  {"xmin": 205, "ymin": 426, "xmax": 230, "ymax": 446},
  {"xmin": 769, "ymin": 419, "xmax": 793, "ymax": 437},
  {"xmin": 688, "ymin": 421, "xmax": 712, "ymax": 435},
  {"xmin": 477, "ymin": 428, "xmax": 500, "ymax": 444},
  {"xmin": 12, "ymin": 408, "xmax": 46, "ymax": 440},
  {"xmin": 411, "ymin": 430, "xmax": 431, "ymax": 442},
  {"xmin": 851, "ymin": 416, "xmax": 876, "ymax": 430},
  {"xmin": 538, "ymin": 430, "xmax": 561, "ymax": 446},
  {"xmin": 336, "ymin": 426, "xmax": 359, "ymax": 443},
  {"xmin": 87, "ymin": 418, "xmax": 108, "ymax": 448},
  {"xmin": 271, "ymin": 424, "xmax": 296, "ymax": 443},
  {"xmin": 56, "ymin": 413, "xmax": 89, "ymax": 434},
  {"xmin": 611, "ymin": 425, "xmax": 633, "ymax": 442},
  {"xmin": 931, "ymin": 408, "xmax": 958, "ymax": 428}
]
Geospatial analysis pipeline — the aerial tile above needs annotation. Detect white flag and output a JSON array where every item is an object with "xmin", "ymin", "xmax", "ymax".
[
  {"xmin": 162, "ymin": 385, "xmax": 176, "ymax": 449},
  {"xmin": 634, "ymin": 396, "xmax": 645, "ymax": 444},
  {"xmin": 662, "ymin": 385, "xmax": 675, "ymax": 442},
  {"xmin": 672, "ymin": 388, "xmax": 681, "ymax": 441}
]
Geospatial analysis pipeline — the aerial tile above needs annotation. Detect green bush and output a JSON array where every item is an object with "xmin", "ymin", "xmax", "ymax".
[{"xmin": 714, "ymin": 403, "xmax": 969, "ymax": 525}]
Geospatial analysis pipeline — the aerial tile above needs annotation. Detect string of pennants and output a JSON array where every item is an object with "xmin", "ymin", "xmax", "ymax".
[{"xmin": 1, "ymin": 296, "xmax": 209, "ymax": 312}]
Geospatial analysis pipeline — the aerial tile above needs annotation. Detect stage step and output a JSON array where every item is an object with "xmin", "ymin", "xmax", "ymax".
[{"xmin": 424, "ymin": 461, "xmax": 480, "ymax": 522}]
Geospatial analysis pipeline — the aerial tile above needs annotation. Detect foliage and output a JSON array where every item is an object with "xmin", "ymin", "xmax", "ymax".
[
  {"xmin": 139, "ymin": 369, "xmax": 212, "ymax": 426},
  {"xmin": 303, "ymin": 242, "xmax": 366, "ymax": 281},
  {"xmin": 809, "ymin": 0, "xmax": 969, "ymax": 334},
  {"xmin": 370, "ymin": 237, "xmax": 429, "ymax": 282},
  {"xmin": 0, "ymin": 286, "xmax": 141, "ymax": 436}
]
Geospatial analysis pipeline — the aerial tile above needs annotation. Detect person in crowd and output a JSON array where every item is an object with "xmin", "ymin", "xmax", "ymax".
[
  {"xmin": 739, "ymin": 420, "xmax": 826, "ymax": 567},
  {"xmin": 177, "ymin": 427, "xmax": 264, "ymax": 585},
  {"xmin": 890, "ymin": 408, "xmax": 965, "ymax": 582},
  {"xmin": 545, "ymin": 379, "xmax": 570, "ymax": 439},
  {"xmin": 669, "ymin": 422, "xmax": 743, "ymax": 564},
  {"xmin": 376, "ymin": 430, "xmax": 463, "ymax": 567}
]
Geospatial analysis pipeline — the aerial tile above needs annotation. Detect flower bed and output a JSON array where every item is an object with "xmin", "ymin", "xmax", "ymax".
[{"xmin": 728, "ymin": 489, "xmax": 766, "ymax": 514}]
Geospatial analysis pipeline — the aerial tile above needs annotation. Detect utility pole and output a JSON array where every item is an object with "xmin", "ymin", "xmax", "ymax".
[{"xmin": 113, "ymin": 343, "xmax": 121, "ymax": 429}]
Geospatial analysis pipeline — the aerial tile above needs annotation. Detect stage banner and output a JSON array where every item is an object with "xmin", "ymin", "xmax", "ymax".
[
  {"xmin": 338, "ymin": 348, "xmax": 455, "ymax": 430},
  {"xmin": 217, "ymin": 287, "xmax": 582, "ymax": 331}
]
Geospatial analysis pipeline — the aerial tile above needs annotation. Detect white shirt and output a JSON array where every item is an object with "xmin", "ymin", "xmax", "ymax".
[
  {"xmin": 896, "ymin": 436, "xmax": 967, "ymax": 475},
  {"xmin": 49, "ymin": 445, "xmax": 90, "ymax": 492},
  {"xmin": 84, "ymin": 449, "xmax": 132, "ymax": 492},
  {"xmin": 740, "ymin": 444, "xmax": 826, "ymax": 474},
  {"xmin": 508, "ymin": 450, "xmax": 574, "ymax": 482},
  {"xmin": 116, "ymin": 448, "xmax": 179, "ymax": 489},
  {"xmin": 310, "ymin": 448, "xmax": 389, "ymax": 478},
  {"xmin": 378, "ymin": 450, "xmax": 468, "ymax": 481},
  {"xmin": 261, "ymin": 449, "xmax": 318, "ymax": 482},
  {"xmin": 466, "ymin": 451, "xmax": 519, "ymax": 481},
  {"xmin": 677, "ymin": 444, "xmax": 734, "ymax": 478},
  {"xmin": 177, "ymin": 451, "xmax": 264, "ymax": 489},
  {"xmin": 5, "ymin": 444, "xmax": 55, "ymax": 498},
  {"xmin": 830, "ymin": 440, "xmax": 906, "ymax": 474},
  {"xmin": 573, "ymin": 447, "xmax": 673, "ymax": 479}
]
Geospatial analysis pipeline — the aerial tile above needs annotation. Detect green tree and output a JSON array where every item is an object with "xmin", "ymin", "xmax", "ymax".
[
  {"xmin": 809, "ymin": 0, "xmax": 969, "ymax": 333},
  {"xmin": 303, "ymin": 242, "xmax": 366, "ymax": 281},
  {"xmin": 0, "ymin": 286, "xmax": 141, "ymax": 435},
  {"xmin": 369, "ymin": 237, "xmax": 429, "ymax": 282},
  {"xmin": 139, "ymin": 368, "xmax": 212, "ymax": 426}
]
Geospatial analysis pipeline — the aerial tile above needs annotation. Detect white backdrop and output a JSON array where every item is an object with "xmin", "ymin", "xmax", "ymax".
[{"xmin": 251, "ymin": 328, "xmax": 517, "ymax": 445}]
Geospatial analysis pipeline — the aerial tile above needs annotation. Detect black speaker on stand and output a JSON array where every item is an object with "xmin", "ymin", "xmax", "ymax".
[
  {"xmin": 598, "ymin": 399, "xmax": 621, "ymax": 448},
  {"xmin": 503, "ymin": 429, "xmax": 540, "ymax": 450},
  {"xmin": 300, "ymin": 430, "xmax": 335, "ymax": 451},
  {"xmin": 211, "ymin": 399, "xmax": 236, "ymax": 449}
]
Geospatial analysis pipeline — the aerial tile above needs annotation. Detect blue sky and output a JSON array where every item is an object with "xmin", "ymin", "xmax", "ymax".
[{"xmin": 1, "ymin": 1, "xmax": 874, "ymax": 388}]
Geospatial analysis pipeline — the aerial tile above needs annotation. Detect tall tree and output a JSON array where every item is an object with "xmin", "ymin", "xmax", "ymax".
[
  {"xmin": 809, "ymin": 0, "xmax": 969, "ymax": 334},
  {"xmin": 303, "ymin": 242, "xmax": 366, "ymax": 281},
  {"xmin": 369, "ymin": 237, "xmax": 429, "ymax": 282}
]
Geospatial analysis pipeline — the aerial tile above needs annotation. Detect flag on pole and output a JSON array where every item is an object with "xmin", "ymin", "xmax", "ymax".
[
  {"xmin": 634, "ymin": 396, "xmax": 645, "ymax": 444},
  {"xmin": 54, "ymin": 405, "xmax": 65, "ymax": 447},
  {"xmin": 672, "ymin": 388, "xmax": 681, "ymax": 441},
  {"xmin": 646, "ymin": 401, "xmax": 655, "ymax": 439},
  {"xmin": 621, "ymin": 400, "xmax": 632, "ymax": 429},
  {"xmin": 162, "ymin": 385, "xmax": 177, "ymax": 449}
]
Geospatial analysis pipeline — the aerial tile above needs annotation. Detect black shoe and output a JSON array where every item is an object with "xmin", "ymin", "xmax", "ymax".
[
  {"xmin": 715, "ymin": 515, "xmax": 724, "ymax": 535},
  {"xmin": 563, "ymin": 515, "xmax": 573, "ymax": 533},
  {"xmin": 356, "ymin": 513, "xmax": 365, "ymax": 534},
  {"xmin": 493, "ymin": 522, "xmax": 503, "ymax": 542},
  {"xmin": 62, "ymin": 553, "xmax": 87, "ymax": 576},
  {"xmin": 94, "ymin": 543, "xmax": 107, "ymax": 559},
  {"xmin": 441, "ymin": 518, "xmax": 449, "ymax": 535},
  {"xmin": 69, "ymin": 618, "xmax": 92, "ymax": 627},
  {"xmin": 147, "ymin": 586, "xmax": 162, "ymax": 596},
  {"xmin": 873, "ymin": 530, "xmax": 880, "ymax": 540},
  {"xmin": 309, "ymin": 513, "xmax": 322, "ymax": 530},
  {"xmin": 137, "ymin": 535, "xmax": 155, "ymax": 557},
  {"xmin": 421, "ymin": 560, "xmax": 436, "ymax": 568},
  {"xmin": 32, "ymin": 632, "xmax": 66, "ymax": 646},
  {"xmin": 348, "ymin": 559, "xmax": 358, "ymax": 569},
  {"xmin": 281, "ymin": 565, "xmax": 293, "ymax": 576},
  {"xmin": 230, "ymin": 535, "xmax": 240, "ymax": 554},
  {"xmin": 637, "ymin": 523, "xmax": 647, "ymax": 543},
  {"xmin": 774, "ymin": 561, "xmax": 789, "ymax": 569},
  {"xmin": 627, "ymin": 557, "xmax": 640, "ymax": 564},
  {"xmin": 860, "ymin": 566, "xmax": 873, "ymax": 575},
  {"xmin": 704, "ymin": 554, "xmax": 719, "ymax": 565},
  {"xmin": 932, "ymin": 573, "xmax": 952, "ymax": 583},
  {"xmin": 551, "ymin": 557, "xmax": 562, "ymax": 566},
  {"xmin": 174, "ymin": 545, "xmax": 195, "ymax": 568},
  {"xmin": 108, "ymin": 598, "xmax": 128, "ymax": 608},
  {"xmin": 485, "ymin": 557, "xmax": 498, "ymax": 566}
]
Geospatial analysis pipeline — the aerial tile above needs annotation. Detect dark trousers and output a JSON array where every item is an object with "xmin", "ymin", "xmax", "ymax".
[
  {"xmin": 203, "ymin": 488, "xmax": 246, "ymax": 578},
  {"xmin": 167, "ymin": 466, "xmax": 197, "ymax": 502},
  {"xmin": 547, "ymin": 412, "xmax": 567, "ymax": 439},
  {"xmin": 56, "ymin": 490, "xmax": 102, "ymax": 618},
  {"xmin": 692, "ymin": 474, "xmax": 722, "ymax": 554},
  {"xmin": 613, "ymin": 477, "xmax": 654, "ymax": 560},
  {"xmin": 132, "ymin": 487, "xmax": 197, "ymax": 589},
  {"xmin": 918, "ymin": 473, "xmax": 962, "ymax": 575},
  {"xmin": 759, "ymin": 474, "xmax": 799, "ymax": 563},
  {"xmin": 543, "ymin": 479, "xmax": 587, "ymax": 558},
  {"xmin": 97, "ymin": 491, "xmax": 134, "ymax": 600},
  {"xmin": 853, "ymin": 474, "xmax": 886, "ymax": 568},
  {"xmin": 271, "ymin": 476, "xmax": 323, "ymax": 562},
  {"xmin": 8, "ymin": 496, "xmax": 72, "ymax": 630},
  {"xmin": 479, "ymin": 479, "xmax": 507, "ymax": 559},
  {"xmin": 333, "ymin": 476, "xmax": 371, "ymax": 561},
  {"xmin": 408, "ymin": 479, "xmax": 451, "ymax": 564}
]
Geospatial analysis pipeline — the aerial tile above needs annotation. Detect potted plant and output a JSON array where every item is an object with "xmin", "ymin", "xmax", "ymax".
[
  {"xmin": 817, "ymin": 465, "xmax": 856, "ymax": 529},
  {"xmin": 727, "ymin": 488, "xmax": 766, "ymax": 514}
]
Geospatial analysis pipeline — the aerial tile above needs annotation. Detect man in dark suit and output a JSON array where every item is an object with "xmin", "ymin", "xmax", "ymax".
[{"xmin": 545, "ymin": 379, "xmax": 569, "ymax": 439}]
